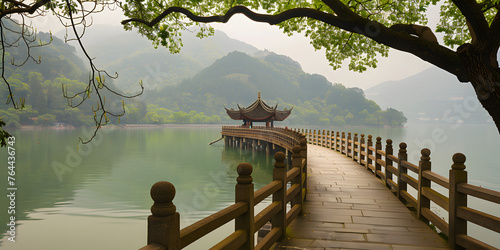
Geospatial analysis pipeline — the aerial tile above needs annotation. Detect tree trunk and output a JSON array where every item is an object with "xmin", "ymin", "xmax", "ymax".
[{"xmin": 458, "ymin": 44, "xmax": 500, "ymax": 134}]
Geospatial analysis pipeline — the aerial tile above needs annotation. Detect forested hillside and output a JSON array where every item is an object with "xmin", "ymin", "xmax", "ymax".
[
  {"xmin": 0, "ymin": 21, "xmax": 93, "ymax": 128},
  {"xmin": 1, "ymin": 24, "xmax": 406, "ymax": 127},
  {"xmin": 139, "ymin": 51, "xmax": 407, "ymax": 126}
]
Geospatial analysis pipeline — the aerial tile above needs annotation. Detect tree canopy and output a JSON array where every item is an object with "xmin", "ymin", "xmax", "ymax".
[
  {"xmin": 120, "ymin": 0, "xmax": 500, "ymax": 133},
  {"xmin": 2, "ymin": 0, "xmax": 500, "ymax": 142}
]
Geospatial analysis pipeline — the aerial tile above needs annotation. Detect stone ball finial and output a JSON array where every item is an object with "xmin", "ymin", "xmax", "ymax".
[
  {"xmin": 274, "ymin": 151, "xmax": 287, "ymax": 169},
  {"xmin": 300, "ymin": 138, "xmax": 307, "ymax": 147},
  {"xmin": 386, "ymin": 139, "xmax": 392, "ymax": 145},
  {"xmin": 151, "ymin": 181, "xmax": 176, "ymax": 204},
  {"xmin": 293, "ymin": 145, "xmax": 301, "ymax": 154},
  {"xmin": 274, "ymin": 151, "xmax": 286, "ymax": 162},
  {"xmin": 421, "ymin": 148, "xmax": 431, "ymax": 157},
  {"xmin": 376, "ymin": 137, "xmax": 381, "ymax": 142},
  {"xmin": 150, "ymin": 181, "xmax": 176, "ymax": 217},
  {"xmin": 237, "ymin": 162, "xmax": 253, "ymax": 184},
  {"xmin": 420, "ymin": 148, "xmax": 431, "ymax": 161},
  {"xmin": 452, "ymin": 153, "xmax": 466, "ymax": 170},
  {"xmin": 399, "ymin": 142, "xmax": 407, "ymax": 149}
]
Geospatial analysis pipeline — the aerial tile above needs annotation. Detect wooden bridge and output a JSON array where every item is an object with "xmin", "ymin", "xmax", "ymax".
[{"xmin": 140, "ymin": 127, "xmax": 500, "ymax": 250}]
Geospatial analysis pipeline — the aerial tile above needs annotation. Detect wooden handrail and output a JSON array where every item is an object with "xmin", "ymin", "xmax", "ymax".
[
  {"xmin": 302, "ymin": 128, "xmax": 500, "ymax": 250},
  {"xmin": 180, "ymin": 202, "xmax": 247, "ymax": 248},
  {"xmin": 141, "ymin": 127, "xmax": 307, "ymax": 250}
]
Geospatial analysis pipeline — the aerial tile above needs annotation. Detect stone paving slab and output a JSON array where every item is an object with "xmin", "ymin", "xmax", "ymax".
[{"xmin": 275, "ymin": 145, "xmax": 448, "ymax": 250}]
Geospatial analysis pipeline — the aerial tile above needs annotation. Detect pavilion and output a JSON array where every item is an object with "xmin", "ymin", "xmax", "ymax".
[{"xmin": 225, "ymin": 92, "xmax": 292, "ymax": 128}]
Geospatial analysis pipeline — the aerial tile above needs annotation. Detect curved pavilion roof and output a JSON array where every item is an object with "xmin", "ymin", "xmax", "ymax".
[{"xmin": 225, "ymin": 92, "xmax": 292, "ymax": 122}]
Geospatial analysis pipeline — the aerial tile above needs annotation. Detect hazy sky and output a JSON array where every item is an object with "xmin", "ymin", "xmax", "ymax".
[{"xmin": 32, "ymin": 5, "xmax": 444, "ymax": 90}]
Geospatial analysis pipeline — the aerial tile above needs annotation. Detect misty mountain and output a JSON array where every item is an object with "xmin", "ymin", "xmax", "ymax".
[
  {"xmin": 141, "ymin": 51, "xmax": 406, "ymax": 126},
  {"xmin": 59, "ymin": 26, "xmax": 259, "ymax": 93},
  {"xmin": 365, "ymin": 66, "xmax": 491, "ymax": 123}
]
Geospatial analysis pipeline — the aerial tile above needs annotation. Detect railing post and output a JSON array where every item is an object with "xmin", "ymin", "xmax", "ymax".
[
  {"xmin": 336, "ymin": 131, "xmax": 340, "ymax": 152},
  {"xmin": 353, "ymin": 133, "xmax": 359, "ymax": 162},
  {"xmin": 347, "ymin": 132, "xmax": 352, "ymax": 157},
  {"xmin": 329, "ymin": 131, "xmax": 333, "ymax": 149},
  {"xmin": 366, "ymin": 135, "xmax": 373, "ymax": 170},
  {"xmin": 272, "ymin": 152, "xmax": 287, "ymax": 241},
  {"xmin": 417, "ymin": 148, "xmax": 431, "ymax": 224},
  {"xmin": 313, "ymin": 130, "xmax": 317, "ymax": 145},
  {"xmin": 326, "ymin": 130, "xmax": 330, "ymax": 149},
  {"xmin": 385, "ymin": 139, "xmax": 393, "ymax": 189},
  {"xmin": 292, "ymin": 145, "xmax": 303, "ymax": 208},
  {"xmin": 300, "ymin": 138, "xmax": 307, "ymax": 200},
  {"xmin": 359, "ymin": 134, "xmax": 365, "ymax": 166},
  {"xmin": 375, "ymin": 137, "xmax": 382, "ymax": 176},
  {"xmin": 397, "ymin": 143, "xmax": 408, "ymax": 203},
  {"xmin": 449, "ymin": 153, "xmax": 467, "ymax": 250},
  {"xmin": 235, "ymin": 163, "xmax": 255, "ymax": 249},
  {"xmin": 322, "ymin": 130, "xmax": 326, "ymax": 147},
  {"xmin": 340, "ymin": 132, "xmax": 345, "ymax": 154},
  {"xmin": 145, "ymin": 181, "xmax": 179, "ymax": 250}
]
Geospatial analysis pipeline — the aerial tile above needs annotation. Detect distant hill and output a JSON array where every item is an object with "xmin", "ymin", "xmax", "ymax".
[
  {"xmin": 365, "ymin": 67, "xmax": 492, "ymax": 123},
  {"xmin": 1, "ymin": 24, "xmax": 406, "ymax": 127},
  {"xmin": 141, "ymin": 51, "xmax": 407, "ymax": 126},
  {"xmin": 62, "ymin": 26, "xmax": 260, "ymax": 93}
]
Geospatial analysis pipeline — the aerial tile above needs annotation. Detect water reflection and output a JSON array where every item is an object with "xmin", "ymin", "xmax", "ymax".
[
  {"xmin": 0, "ymin": 126, "xmax": 275, "ymax": 249},
  {"xmin": 1, "ymin": 124, "xmax": 499, "ymax": 248}
]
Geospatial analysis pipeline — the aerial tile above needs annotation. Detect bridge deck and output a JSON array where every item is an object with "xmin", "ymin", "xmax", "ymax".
[{"xmin": 276, "ymin": 144, "xmax": 448, "ymax": 250}]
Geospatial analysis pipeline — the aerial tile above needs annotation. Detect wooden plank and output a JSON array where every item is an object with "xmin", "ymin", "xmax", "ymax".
[
  {"xmin": 286, "ymin": 168, "xmax": 300, "ymax": 183},
  {"xmin": 376, "ymin": 158, "xmax": 385, "ymax": 167},
  {"xmin": 422, "ymin": 170, "xmax": 449, "ymax": 189},
  {"xmin": 285, "ymin": 204, "xmax": 301, "ymax": 227},
  {"xmin": 401, "ymin": 160, "xmax": 419, "ymax": 173},
  {"xmin": 255, "ymin": 227, "xmax": 282, "ymax": 250},
  {"xmin": 456, "ymin": 234, "xmax": 497, "ymax": 250},
  {"xmin": 180, "ymin": 202, "xmax": 247, "ymax": 248},
  {"xmin": 457, "ymin": 206, "xmax": 500, "ymax": 233},
  {"xmin": 401, "ymin": 190, "xmax": 417, "ymax": 208},
  {"xmin": 254, "ymin": 202, "xmax": 282, "ymax": 232},
  {"xmin": 286, "ymin": 184, "xmax": 300, "ymax": 203},
  {"xmin": 422, "ymin": 186, "xmax": 449, "ymax": 211},
  {"xmin": 458, "ymin": 183, "xmax": 500, "ymax": 204},
  {"xmin": 421, "ymin": 207, "xmax": 449, "ymax": 236},
  {"xmin": 210, "ymin": 229, "xmax": 246, "ymax": 250},
  {"xmin": 401, "ymin": 173, "xmax": 418, "ymax": 190},
  {"xmin": 387, "ymin": 179, "xmax": 397, "ymax": 190},
  {"xmin": 387, "ymin": 154, "xmax": 398, "ymax": 162},
  {"xmin": 386, "ymin": 164, "xmax": 399, "ymax": 175},
  {"xmin": 376, "ymin": 170, "xmax": 385, "ymax": 179},
  {"xmin": 254, "ymin": 180, "xmax": 281, "ymax": 205}
]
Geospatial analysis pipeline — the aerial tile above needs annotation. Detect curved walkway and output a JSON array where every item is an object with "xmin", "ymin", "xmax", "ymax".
[{"xmin": 276, "ymin": 145, "xmax": 448, "ymax": 250}]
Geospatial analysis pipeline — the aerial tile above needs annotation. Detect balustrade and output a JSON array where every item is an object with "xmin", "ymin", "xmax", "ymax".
[{"xmin": 304, "ymin": 129, "xmax": 500, "ymax": 250}]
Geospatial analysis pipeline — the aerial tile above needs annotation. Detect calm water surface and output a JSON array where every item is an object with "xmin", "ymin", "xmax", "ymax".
[{"xmin": 1, "ymin": 123, "xmax": 499, "ymax": 248}]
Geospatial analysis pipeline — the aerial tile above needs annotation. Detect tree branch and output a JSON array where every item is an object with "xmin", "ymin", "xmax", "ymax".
[
  {"xmin": 390, "ymin": 24, "xmax": 438, "ymax": 43},
  {"xmin": 122, "ymin": 5, "xmax": 467, "ymax": 82},
  {"xmin": 0, "ymin": 0, "xmax": 50, "ymax": 18},
  {"xmin": 451, "ymin": 0, "xmax": 489, "ymax": 43},
  {"xmin": 4, "ymin": 0, "xmax": 31, "ymax": 8},
  {"xmin": 320, "ymin": 0, "xmax": 358, "ymax": 17},
  {"xmin": 487, "ymin": 9, "xmax": 500, "ymax": 52},
  {"xmin": 122, "ymin": 6, "xmax": 341, "ymax": 27}
]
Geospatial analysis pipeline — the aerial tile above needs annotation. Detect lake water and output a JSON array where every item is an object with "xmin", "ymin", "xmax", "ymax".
[{"xmin": 1, "ymin": 123, "xmax": 500, "ymax": 248}]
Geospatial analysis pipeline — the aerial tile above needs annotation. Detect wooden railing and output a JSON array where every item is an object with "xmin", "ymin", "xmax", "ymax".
[
  {"xmin": 221, "ymin": 126, "xmax": 302, "ymax": 152},
  {"xmin": 140, "ymin": 128, "xmax": 307, "ymax": 250},
  {"xmin": 298, "ymin": 128, "xmax": 500, "ymax": 250}
]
